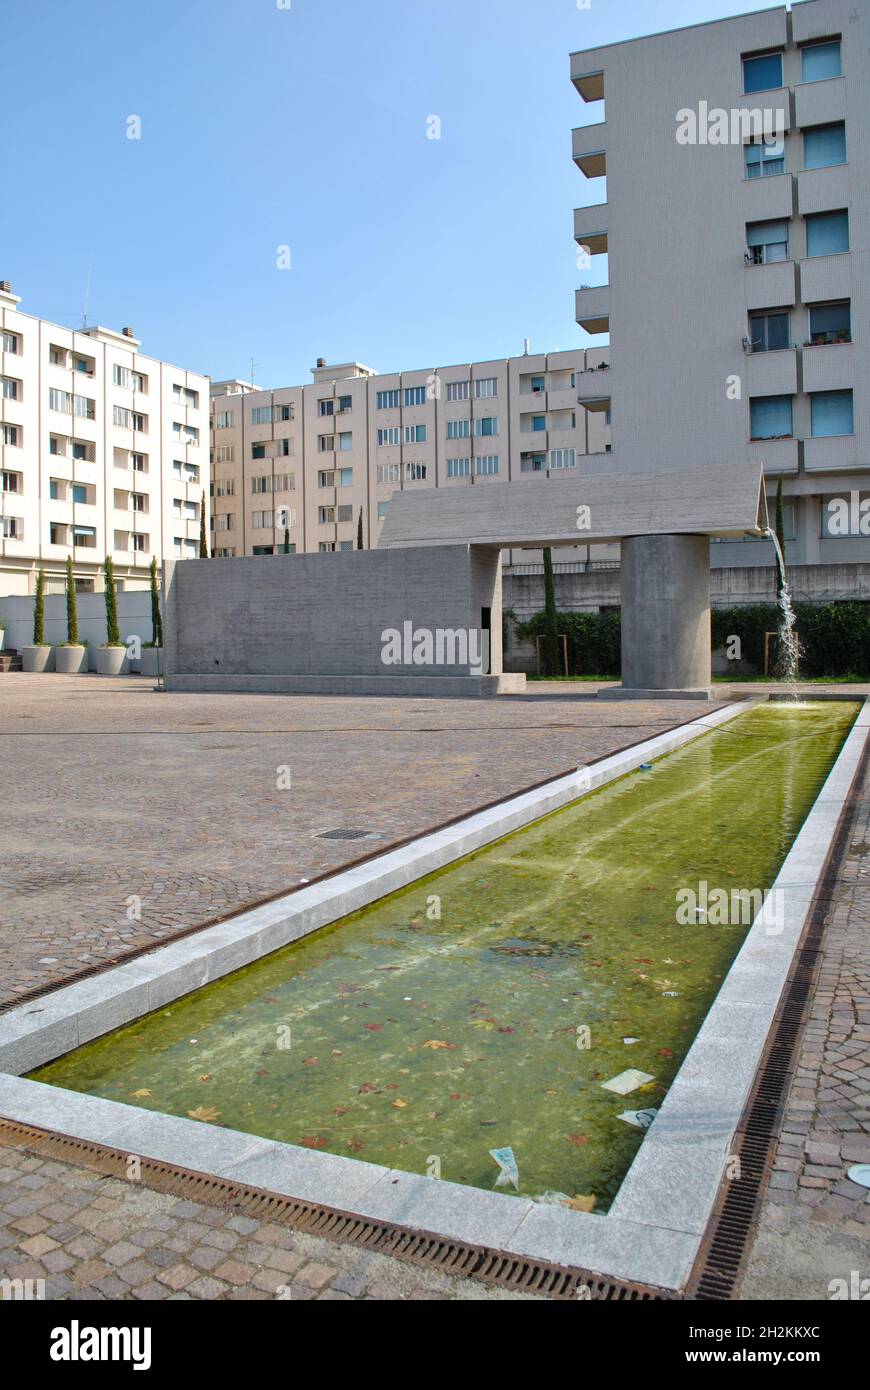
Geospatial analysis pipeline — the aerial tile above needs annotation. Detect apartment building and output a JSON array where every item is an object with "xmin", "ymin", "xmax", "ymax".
[
  {"xmin": 209, "ymin": 349, "xmax": 614, "ymax": 569},
  {"xmin": 0, "ymin": 283, "xmax": 209, "ymax": 595},
  {"xmin": 571, "ymin": 0, "xmax": 869, "ymax": 572}
]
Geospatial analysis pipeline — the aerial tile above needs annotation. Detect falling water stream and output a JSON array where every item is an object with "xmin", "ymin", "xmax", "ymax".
[{"xmin": 764, "ymin": 527, "xmax": 801, "ymax": 687}]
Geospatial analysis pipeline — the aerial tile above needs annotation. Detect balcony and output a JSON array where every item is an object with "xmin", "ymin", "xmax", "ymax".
[
  {"xmin": 745, "ymin": 347, "xmax": 798, "ymax": 396},
  {"xmin": 801, "ymin": 341, "xmax": 854, "ymax": 394},
  {"xmin": 575, "ymin": 284, "xmax": 610, "ymax": 335},
  {"xmin": 797, "ymin": 164, "xmax": 850, "ymax": 217},
  {"xmin": 571, "ymin": 65, "xmax": 603, "ymax": 103},
  {"xmin": 739, "ymin": 171, "xmax": 793, "ymax": 223},
  {"xmin": 744, "ymin": 259, "xmax": 798, "ymax": 311},
  {"xmin": 573, "ymin": 205, "xmax": 608, "ymax": 256},
  {"xmin": 575, "ymin": 363, "xmax": 613, "ymax": 402},
  {"xmin": 572, "ymin": 124, "xmax": 606, "ymax": 179},
  {"xmin": 799, "ymin": 254, "xmax": 851, "ymax": 304},
  {"xmin": 794, "ymin": 76, "xmax": 846, "ymax": 130},
  {"xmin": 747, "ymin": 437, "xmax": 799, "ymax": 474},
  {"xmin": 803, "ymin": 435, "xmax": 860, "ymax": 474}
]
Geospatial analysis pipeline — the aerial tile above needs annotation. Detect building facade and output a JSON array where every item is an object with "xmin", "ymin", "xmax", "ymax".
[
  {"xmin": 0, "ymin": 283, "xmax": 209, "ymax": 595},
  {"xmin": 571, "ymin": 0, "xmax": 869, "ymax": 572},
  {"xmin": 209, "ymin": 349, "xmax": 615, "ymax": 570}
]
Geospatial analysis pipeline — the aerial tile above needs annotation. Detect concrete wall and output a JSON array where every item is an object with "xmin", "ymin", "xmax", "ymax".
[
  {"xmin": 0, "ymin": 590, "xmax": 154, "ymax": 669},
  {"xmin": 163, "ymin": 546, "xmax": 504, "ymax": 683}
]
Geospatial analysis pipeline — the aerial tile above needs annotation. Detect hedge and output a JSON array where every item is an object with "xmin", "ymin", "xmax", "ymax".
[{"xmin": 514, "ymin": 602, "xmax": 870, "ymax": 679}]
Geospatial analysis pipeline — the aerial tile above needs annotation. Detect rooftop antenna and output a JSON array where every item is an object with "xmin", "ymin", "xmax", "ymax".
[
  {"xmin": 523, "ymin": 337, "xmax": 531, "ymax": 355},
  {"xmin": 82, "ymin": 269, "xmax": 91, "ymax": 330},
  {"xmin": 250, "ymin": 357, "xmax": 257, "ymax": 387}
]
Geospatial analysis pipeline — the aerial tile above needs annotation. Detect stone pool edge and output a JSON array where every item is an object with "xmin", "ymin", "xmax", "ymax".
[{"xmin": 2, "ymin": 695, "xmax": 860, "ymax": 1294}]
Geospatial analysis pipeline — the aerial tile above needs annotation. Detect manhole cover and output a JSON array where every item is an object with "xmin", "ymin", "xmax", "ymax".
[{"xmin": 315, "ymin": 829, "xmax": 381, "ymax": 841}]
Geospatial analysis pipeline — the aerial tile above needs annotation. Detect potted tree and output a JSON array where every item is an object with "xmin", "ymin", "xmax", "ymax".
[
  {"xmin": 0, "ymin": 618, "xmax": 5, "ymax": 652},
  {"xmin": 96, "ymin": 555, "xmax": 127, "ymax": 675},
  {"xmin": 23, "ymin": 566, "xmax": 54, "ymax": 671},
  {"xmin": 56, "ymin": 556, "xmax": 88, "ymax": 673},
  {"xmin": 140, "ymin": 556, "xmax": 163, "ymax": 677}
]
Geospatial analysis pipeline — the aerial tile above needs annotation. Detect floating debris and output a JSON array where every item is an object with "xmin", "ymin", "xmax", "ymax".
[
  {"xmin": 490, "ymin": 1146, "xmax": 520, "ymax": 1191},
  {"xmin": 600, "ymin": 1069, "xmax": 655, "ymax": 1096},
  {"xmin": 617, "ymin": 1108, "xmax": 658, "ymax": 1129}
]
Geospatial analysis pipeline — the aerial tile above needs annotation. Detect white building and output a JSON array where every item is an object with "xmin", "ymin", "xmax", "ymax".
[{"xmin": 0, "ymin": 282, "xmax": 209, "ymax": 595}]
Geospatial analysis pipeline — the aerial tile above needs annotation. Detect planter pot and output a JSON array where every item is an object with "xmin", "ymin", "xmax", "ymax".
[
  {"xmin": 0, "ymin": 630, "xmax": 5, "ymax": 651},
  {"xmin": 96, "ymin": 646, "xmax": 128, "ymax": 676},
  {"xmin": 139, "ymin": 648, "xmax": 163, "ymax": 677},
  {"xmin": 55, "ymin": 645, "xmax": 89, "ymax": 675},
  {"xmin": 23, "ymin": 645, "xmax": 54, "ymax": 673}
]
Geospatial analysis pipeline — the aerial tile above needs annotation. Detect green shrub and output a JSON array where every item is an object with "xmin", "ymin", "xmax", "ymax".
[
  {"xmin": 515, "ymin": 608, "xmax": 622, "ymax": 676},
  {"xmin": 713, "ymin": 602, "xmax": 870, "ymax": 678}
]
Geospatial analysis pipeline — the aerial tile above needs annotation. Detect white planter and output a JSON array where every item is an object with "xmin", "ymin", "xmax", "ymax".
[
  {"xmin": 55, "ymin": 645, "xmax": 89, "ymax": 674},
  {"xmin": 96, "ymin": 646, "xmax": 128, "ymax": 676},
  {"xmin": 23, "ymin": 645, "xmax": 54, "ymax": 673},
  {"xmin": 0, "ymin": 629, "xmax": 5, "ymax": 651},
  {"xmin": 139, "ymin": 647, "xmax": 163, "ymax": 677}
]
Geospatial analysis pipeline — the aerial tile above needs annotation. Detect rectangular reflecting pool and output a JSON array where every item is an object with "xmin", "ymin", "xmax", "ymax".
[{"xmin": 31, "ymin": 701, "xmax": 858, "ymax": 1214}]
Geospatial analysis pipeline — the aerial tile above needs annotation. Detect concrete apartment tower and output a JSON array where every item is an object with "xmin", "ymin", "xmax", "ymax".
[
  {"xmin": 209, "ymin": 349, "xmax": 617, "ymax": 572},
  {"xmin": 0, "ymin": 283, "xmax": 209, "ymax": 595},
  {"xmin": 571, "ymin": 0, "xmax": 869, "ymax": 587}
]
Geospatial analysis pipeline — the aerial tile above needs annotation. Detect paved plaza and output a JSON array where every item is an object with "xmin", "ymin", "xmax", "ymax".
[{"xmin": 1, "ymin": 675, "xmax": 868, "ymax": 1300}]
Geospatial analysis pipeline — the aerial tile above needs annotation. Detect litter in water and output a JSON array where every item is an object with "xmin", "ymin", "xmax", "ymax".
[
  {"xmin": 600, "ymin": 1069, "xmax": 655, "ymax": 1095},
  {"xmin": 617, "ymin": 1109, "xmax": 658, "ymax": 1130},
  {"xmin": 490, "ymin": 1146, "xmax": 520, "ymax": 1191}
]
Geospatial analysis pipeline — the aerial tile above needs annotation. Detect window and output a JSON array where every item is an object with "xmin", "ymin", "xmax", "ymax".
[
  {"xmin": 214, "ymin": 445, "xmax": 235, "ymax": 463},
  {"xmin": 318, "ymin": 506, "xmax": 336, "ymax": 524},
  {"xmin": 474, "ymin": 378, "xmax": 498, "ymax": 399},
  {"xmin": 339, "ymin": 541, "xmax": 353, "ymax": 552},
  {"xmin": 275, "ymin": 438, "xmax": 292, "ymax": 456},
  {"xmin": 74, "ymin": 395, "xmax": 95, "ymax": 419},
  {"xmin": 338, "ymin": 432, "xmax": 352, "ymax": 451},
  {"xmin": 50, "ymin": 387, "xmax": 72, "ymax": 413},
  {"xmin": 806, "ymin": 210, "xmax": 849, "ymax": 256},
  {"xmin": 337, "ymin": 505, "xmax": 353, "ymax": 523},
  {"xmin": 404, "ymin": 424, "xmax": 426, "ymax": 444},
  {"xmin": 531, "ymin": 415, "xmax": 546, "ymax": 432},
  {"xmin": 1, "ymin": 376, "xmax": 19, "ymax": 399},
  {"xmin": 447, "ymin": 419, "xmax": 470, "ymax": 439},
  {"xmin": 274, "ymin": 474, "xmax": 294, "ymax": 492},
  {"xmin": 376, "ymin": 389, "xmax": 400, "ymax": 409},
  {"xmin": 745, "ymin": 136, "xmax": 785, "ymax": 178},
  {"xmin": 131, "ymin": 493, "xmax": 146, "ymax": 512},
  {"xmin": 475, "ymin": 455, "xmax": 499, "ymax": 476},
  {"xmin": 252, "ymin": 444, "xmax": 266, "ymax": 460},
  {"xmin": 1, "ymin": 517, "xmax": 22, "ymax": 539},
  {"xmin": 377, "ymin": 464, "xmax": 400, "ymax": 484},
  {"xmin": 404, "ymin": 386, "xmax": 426, "ymax": 407},
  {"xmin": 252, "ymin": 510, "xmax": 274, "ymax": 528},
  {"xmin": 71, "ymin": 484, "xmax": 88, "ymax": 505},
  {"xmin": 319, "ymin": 542, "xmax": 337, "ymax": 552},
  {"xmin": 214, "ymin": 514, "xmax": 235, "ymax": 531},
  {"xmin": 318, "ymin": 469, "xmax": 335, "ymax": 487},
  {"xmin": 811, "ymin": 389, "xmax": 853, "ymax": 437},
  {"xmin": 337, "ymin": 396, "xmax": 352, "ymax": 414},
  {"xmin": 378, "ymin": 428, "xmax": 400, "ymax": 446},
  {"xmin": 1, "ymin": 469, "xmax": 21, "ymax": 492},
  {"xmin": 804, "ymin": 123, "xmax": 846, "ymax": 169},
  {"xmin": 318, "ymin": 434, "xmax": 335, "ymax": 452},
  {"xmin": 749, "ymin": 310, "xmax": 790, "ymax": 352},
  {"xmin": 530, "ymin": 376, "xmax": 546, "ymax": 393},
  {"xmin": 521, "ymin": 454, "xmax": 546, "ymax": 473},
  {"xmin": 809, "ymin": 301, "xmax": 850, "ymax": 345},
  {"xmin": 214, "ymin": 548, "xmax": 235, "ymax": 558},
  {"xmin": 114, "ymin": 365, "xmax": 146, "ymax": 391},
  {"xmin": 802, "ymin": 41, "xmax": 841, "ymax": 83},
  {"xmin": 446, "ymin": 381, "xmax": 470, "ymax": 402},
  {"xmin": 549, "ymin": 448, "xmax": 577, "ymax": 469},
  {"xmin": 173, "ymin": 385, "xmax": 198, "ymax": 407},
  {"xmin": 50, "ymin": 478, "xmax": 61, "ymax": 499},
  {"xmin": 252, "ymin": 476, "xmax": 270, "ymax": 494},
  {"xmin": 1, "ymin": 424, "xmax": 19, "ymax": 446},
  {"xmin": 171, "ymin": 421, "xmax": 194, "ymax": 441},
  {"xmin": 750, "ymin": 395, "xmax": 793, "ymax": 439},
  {"xmin": 447, "ymin": 457, "xmax": 470, "ymax": 478},
  {"xmin": 277, "ymin": 403, "xmax": 293, "ymax": 421},
  {"xmin": 131, "ymin": 533, "xmax": 148, "ymax": 553},
  {"xmin": 214, "ymin": 479, "xmax": 235, "ymax": 497},
  {"xmin": 132, "ymin": 453, "xmax": 147, "ymax": 472},
  {"xmin": 113, "ymin": 405, "xmax": 131, "ymax": 427},
  {"xmin": 743, "ymin": 51, "xmax": 782, "ymax": 94},
  {"xmin": 746, "ymin": 220, "xmax": 789, "ymax": 264},
  {"xmin": 252, "ymin": 545, "xmax": 274, "ymax": 556},
  {"xmin": 1, "ymin": 331, "xmax": 20, "ymax": 352},
  {"xmin": 251, "ymin": 406, "xmax": 272, "ymax": 425},
  {"xmin": 474, "ymin": 417, "xmax": 498, "ymax": 437},
  {"xmin": 214, "ymin": 411, "xmax": 235, "ymax": 430},
  {"xmin": 404, "ymin": 463, "xmax": 427, "ymax": 481},
  {"xmin": 319, "ymin": 399, "xmax": 334, "ymax": 417},
  {"xmin": 50, "ymin": 523, "xmax": 67, "ymax": 545},
  {"xmin": 377, "ymin": 501, "xmax": 389, "ymax": 519},
  {"xmin": 339, "ymin": 467, "xmax": 353, "ymax": 486},
  {"xmin": 73, "ymin": 525, "xmax": 96, "ymax": 547}
]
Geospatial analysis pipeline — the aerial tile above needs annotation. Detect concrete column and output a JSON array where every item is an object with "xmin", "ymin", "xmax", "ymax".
[{"xmin": 619, "ymin": 533, "xmax": 711, "ymax": 694}]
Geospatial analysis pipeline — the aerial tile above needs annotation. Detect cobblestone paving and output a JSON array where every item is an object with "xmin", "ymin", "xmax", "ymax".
[
  {"xmin": 0, "ymin": 674, "xmax": 727, "ymax": 1007},
  {"xmin": 0, "ymin": 1146, "xmax": 539, "ymax": 1301},
  {"xmin": 741, "ymin": 751, "xmax": 870, "ymax": 1300}
]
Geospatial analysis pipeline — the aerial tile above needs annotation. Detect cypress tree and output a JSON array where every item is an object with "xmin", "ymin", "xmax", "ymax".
[
  {"xmin": 542, "ymin": 547, "xmax": 560, "ymax": 676},
  {"xmin": 33, "ymin": 566, "xmax": 46, "ymax": 646},
  {"xmin": 199, "ymin": 492, "xmax": 208, "ymax": 557},
  {"xmin": 283, "ymin": 527, "xmax": 291, "ymax": 554},
  {"xmin": 357, "ymin": 509, "xmax": 364, "ymax": 549},
  {"xmin": 65, "ymin": 555, "xmax": 79, "ymax": 645},
  {"xmin": 103, "ymin": 555, "xmax": 121, "ymax": 646},
  {"xmin": 149, "ymin": 556, "xmax": 163, "ymax": 648}
]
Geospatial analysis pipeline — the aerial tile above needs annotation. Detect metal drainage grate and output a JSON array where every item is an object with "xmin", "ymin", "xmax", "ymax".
[
  {"xmin": 0, "ymin": 1119, "xmax": 671, "ymax": 1301},
  {"xmin": 315, "ymin": 828, "xmax": 381, "ymax": 841}
]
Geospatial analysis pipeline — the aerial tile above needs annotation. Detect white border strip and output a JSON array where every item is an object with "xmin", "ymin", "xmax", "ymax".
[{"xmin": 3, "ymin": 696, "xmax": 861, "ymax": 1291}]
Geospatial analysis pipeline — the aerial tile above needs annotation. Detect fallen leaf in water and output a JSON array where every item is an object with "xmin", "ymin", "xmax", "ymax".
[
  {"xmin": 332, "ymin": 1106, "xmax": 348, "ymax": 1116},
  {"xmin": 331, "ymin": 1049, "xmax": 342, "ymax": 1056},
  {"xmin": 543, "ymin": 1088, "xmax": 558, "ymax": 1097},
  {"xmin": 449, "ymin": 1093, "xmax": 462, "ymax": 1101},
  {"xmin": 567, "ymin": 1133, "xmax": 590, "ymax": 1147},
  {"xmin": 187, "ymin": 1106, "xmax": 221, "ymax": 1123},
  {"xmin": 300, "ymin": 1135, "xmax": 328, "ymax": 1149},
  {"xmin": 131, "ymin": 1089, "xmax": 151, "ymax": 1099},
  {"xmin": 658, "ymin": 1048, "xmax": 674, "ymax": 1058},
  {"xmin": 422, "ymin": 1040, "xmax": 456, "ymax": 1050},
  {"xmin": 392, "ymin": 1098, "xmax": 409, "ymax": 1108},
  {"xmin": 358, "ymin": 1083, "xmax": 378, "ymax": 1093},
  {"xmin": 498, "ymin": 1027, "xmax": 516, "ymax": 1034},
  {"xmin": 365, "ymin": 1023, "xmax": 383, "ymax": 1032},
  {"xmin": 303, "ymin": 1057, "xmax": 319, "ymax": 1066},
  {"xmin": 346, "ymin": 1138, "xmax": 365, "ymax": 1152},
  {"xmin": 472, "ymin": 1020, "xmax": 495, "ymax": 1031},
  {"xmin": 255, "ymin": 1069, "xmax": 269, "ymax": 1077},
  {"xmin": 566, "ymin": 1194, "xmax": 597, "ymax": 1213},
  {"xmin": 195, "ymin": 1074, "xmax": 212, "ymax": 1083}
]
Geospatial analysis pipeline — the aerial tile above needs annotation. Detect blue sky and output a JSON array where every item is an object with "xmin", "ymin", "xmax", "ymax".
[{"xmin": 2, "ymin": 0, "xmax": 780, "ymax": 385}]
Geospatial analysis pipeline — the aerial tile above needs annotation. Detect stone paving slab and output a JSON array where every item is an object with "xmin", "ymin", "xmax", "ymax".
[{"xmin": 0, "ymin": 674, "xmax": 727, "ymax": 1007}]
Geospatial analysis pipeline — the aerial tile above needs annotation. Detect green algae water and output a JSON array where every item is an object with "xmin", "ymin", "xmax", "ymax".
[{"xmin": 33, "ymin": 702, "xmax": 857, "ymax": 1211}]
